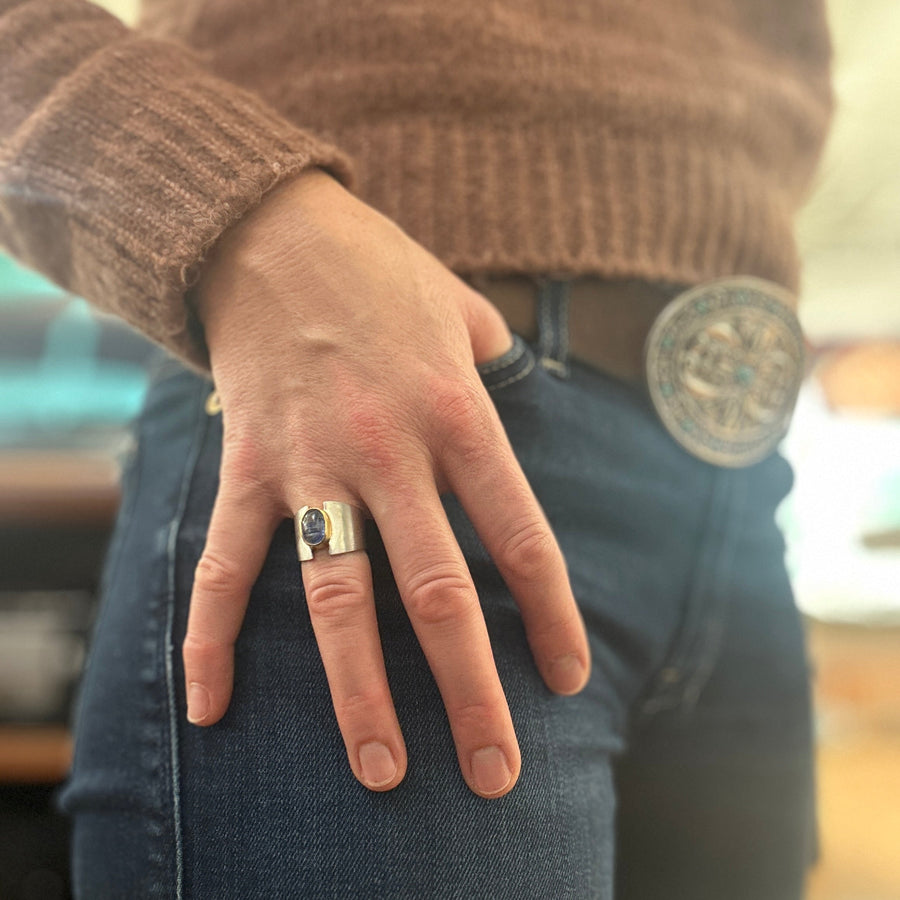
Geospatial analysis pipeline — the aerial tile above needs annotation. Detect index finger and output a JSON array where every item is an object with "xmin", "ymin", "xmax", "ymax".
[{"xmin": 442, "ymin": 402, "xmax": 591, "ymax": 696}]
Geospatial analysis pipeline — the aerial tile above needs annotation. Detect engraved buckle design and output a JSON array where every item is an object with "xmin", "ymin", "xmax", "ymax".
[{"xmin": 644, "ymin": 277, "xmax": 805, "ymax": 468}]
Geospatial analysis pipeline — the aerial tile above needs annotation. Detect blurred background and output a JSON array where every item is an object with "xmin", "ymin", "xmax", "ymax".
[
  {"xmin": 786, "ymin": 3, "xmax": 900, "ymax": 898},
  {"xmin": 0, "ymin": 0, "xmax": 898, "ymax": 898}
]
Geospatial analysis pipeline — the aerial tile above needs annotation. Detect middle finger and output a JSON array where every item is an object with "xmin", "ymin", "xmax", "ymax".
[{"xmin": 369, "ymin": 479, "xmax": 521, "ymax": 799}]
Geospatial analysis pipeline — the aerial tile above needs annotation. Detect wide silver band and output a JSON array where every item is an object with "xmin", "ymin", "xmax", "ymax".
[{"xmin": 295, "ymin": 501, "xmax": 367, "ymax": 561}]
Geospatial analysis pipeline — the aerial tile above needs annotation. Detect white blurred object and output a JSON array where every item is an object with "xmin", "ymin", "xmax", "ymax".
[
  {"xmin": 796, "ymin": 0, "xmax": 900, "ymax": 341},
  {"xmin": 91, "ymin": 0, "xmax": 138, "ymax": 25},
  {"xmin": 0, "ymin": 592, "xmax": 91, "ymax": 721},
  {"xmin": 780, "ymin": 381, "xmax": 900, "ymax": 624}
]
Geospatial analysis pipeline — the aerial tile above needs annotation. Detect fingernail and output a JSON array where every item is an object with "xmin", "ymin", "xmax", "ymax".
[
  {"xmin": 550, "ymin": 653, "xmax": 587, "ymax": 694},
  {"xmin": 187, "ymin": 682, "xmax": 210, "ymax": 724},
  {"xmin": 471, "ymin": 746, "xmax": 512, "ymax": 796},
  {"xmin": 358, "ymin": 742, "xmax": 397, "ymax": 788}
]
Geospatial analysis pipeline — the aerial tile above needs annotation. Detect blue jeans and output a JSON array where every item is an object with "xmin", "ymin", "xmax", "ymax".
[{"xmin": 59, "ymin": 280, "xmax": 816, "ymax": 898}]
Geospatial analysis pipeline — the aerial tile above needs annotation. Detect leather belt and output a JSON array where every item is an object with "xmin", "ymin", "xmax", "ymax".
[
  {"xmin": 467, "ymin": 274, "xmax": 683, "ymax": 385},
  {"xmin": 465, "ymin": 273, "xmax": 806, "ymax": 468}
]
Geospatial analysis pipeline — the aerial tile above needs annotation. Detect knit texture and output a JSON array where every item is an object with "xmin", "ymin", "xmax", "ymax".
[{"xmin": 1, "ymin": 0, "xmax": 832, "ymax": 367}]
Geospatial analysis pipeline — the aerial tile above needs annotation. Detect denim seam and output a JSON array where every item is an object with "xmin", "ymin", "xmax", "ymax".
[
  {"xmin": 67, "ymin": 435, "xmax": 143, "ymax": 759},
  {"xmin": 537, "ymin": 281, "xmax": 571, "ymax": 379},
  {"xmin": 539, "ymin": 290, "xmax": 555, "ymax": 361},
  {"xmin": 477, "ymin": 337, "xmax": 526, "ymax": 374},
  {"xmin": 486, "ymin": 352, "xmax": 536, "ymax": 391},
  {"xmin": 558, "ymin": 285, "xmax": 570, "ymax": 366},
  {"xmin": 163, "ymin": 382, "xmax": 209, "ymax": 900},
  {"xmin": 539, "ymin": 696, "xmax": 578, "ymax": 898},
  {"xmin": 681, "ymin": 469, "xmax": 748, "ymax": 709},
  {"xmin": 638, "ymin": 467, "xmax": 735, "ymax": 716}
]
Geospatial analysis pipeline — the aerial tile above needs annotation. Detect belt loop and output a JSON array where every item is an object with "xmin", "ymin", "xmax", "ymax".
[{"xmin": 536, "ymin": 279, "xmax": 571, "ymax": 378}]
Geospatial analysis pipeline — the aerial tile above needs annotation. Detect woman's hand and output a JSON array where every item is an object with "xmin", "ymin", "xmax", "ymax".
[{"xmin": 184, "ymin": 169, "xmax": 590, "ymax": 798}]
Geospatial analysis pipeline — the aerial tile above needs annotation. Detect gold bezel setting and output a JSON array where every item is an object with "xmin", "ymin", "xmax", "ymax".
[{"xmin": 299, "ymin": 506, "xmax": 332, "ymax": 550}]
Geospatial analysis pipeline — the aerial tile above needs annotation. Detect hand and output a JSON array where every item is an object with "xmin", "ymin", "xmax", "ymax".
[{"xmin": 183, "ymin": 169, "xmax": 590, "ymax": 798}]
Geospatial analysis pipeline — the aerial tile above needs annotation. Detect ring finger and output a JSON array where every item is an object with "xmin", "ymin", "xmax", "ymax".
[{"xmin": 296, "ymin": 501, "xmax": 406, "ymax": 792}]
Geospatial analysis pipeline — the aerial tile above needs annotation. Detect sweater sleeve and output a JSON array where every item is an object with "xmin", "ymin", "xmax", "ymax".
[{"xmin": 0, "ymin": 0, "xmax": 355, "ymax": 368}]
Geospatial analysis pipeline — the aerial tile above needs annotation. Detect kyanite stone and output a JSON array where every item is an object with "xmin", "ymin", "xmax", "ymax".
[{"xmin": 301, "ymin": 508, "xmax": 328, "ymax": 547}]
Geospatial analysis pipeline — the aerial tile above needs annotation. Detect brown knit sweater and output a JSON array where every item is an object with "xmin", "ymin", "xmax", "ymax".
[{"xmin": 1, "ymin": 0, "xmax": 832, "ymax": 368}]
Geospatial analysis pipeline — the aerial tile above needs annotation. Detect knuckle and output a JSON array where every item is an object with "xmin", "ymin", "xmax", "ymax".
[
  {"xmin": 222, "ymin": 432, "xmax": 272, "ymax": 491},
  {"xmin": 344, "ymin": 402, "xmax": 407, "ymax": 472},
  {"xmin": 430, "ymin": 376, "xmax": 489, "ymax": 435},
  {"xmin": 499, "ymin": 519, "xmax": 560, "ymax": 586},
  {"xmin": 193, "ymin": 550, "xmax": 242, "ymax": 597},
  {"xmin": 182, "ymin": 631, "xmax": 231, "ymax": 667},
  {"xmin": 429, "ymin": 379, "xmax": 500, "ymax": 465},
  {"xmin": 405, "ymin": 570, "xmax": 477, "ymax": 627},
  {"xmin": 452, "ymin": 421, "xmax": 499, "ymax": 470},
  {"xmin": 335, "ymin": 688, "xmax": 392, "ymax": 724},
  {"xmin": 533, "ymin": 612, "xmax": 580, "ymax": 649},
  {"xmin": 448, "ymin": 699, "xmax": 502, "ymax": 735},
  {"xmin": 305, "ymin": 569, "xmax": 370, "ymax": 620}
]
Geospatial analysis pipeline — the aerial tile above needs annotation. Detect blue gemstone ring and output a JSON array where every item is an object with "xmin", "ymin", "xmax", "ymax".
[{"xmin": 295, "ymin": 501, "xmax": 367, "ymax": 561}]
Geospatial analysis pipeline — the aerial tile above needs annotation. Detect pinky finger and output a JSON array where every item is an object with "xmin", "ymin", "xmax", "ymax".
[{"xmin": 183, "ymin": 483, "xmax": 280, "ymax": 726}]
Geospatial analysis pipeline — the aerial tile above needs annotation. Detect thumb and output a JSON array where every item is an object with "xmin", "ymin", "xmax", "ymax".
[{"xmin": 460, "ymin": 287, "xmax": 515, "ymax": 366}]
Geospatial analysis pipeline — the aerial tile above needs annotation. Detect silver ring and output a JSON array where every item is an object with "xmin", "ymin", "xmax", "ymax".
[{"xmin": 295, "ymin": 501, "xmax": 367, "ymax": 561}]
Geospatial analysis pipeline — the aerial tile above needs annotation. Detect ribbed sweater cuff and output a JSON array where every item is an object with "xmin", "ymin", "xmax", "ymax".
[{"xmin": 2, "ymin": 19, "xmax": 354, "ymax": 369}]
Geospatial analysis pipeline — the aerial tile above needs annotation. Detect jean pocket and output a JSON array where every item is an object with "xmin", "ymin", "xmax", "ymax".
[{"xmin": 476, "ymin": 333, "xmax": 537, "ymax": 393}]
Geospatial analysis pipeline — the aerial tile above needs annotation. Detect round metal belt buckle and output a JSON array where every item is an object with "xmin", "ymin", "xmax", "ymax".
[{"xmin": 644, "ymin": 277, "xmax": 805, "ymax": 468}]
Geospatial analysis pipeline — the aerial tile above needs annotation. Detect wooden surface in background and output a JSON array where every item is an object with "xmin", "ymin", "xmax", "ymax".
[
  {"xmin": 806, "ymin": 621, "xmax": 900, "ymax": 900},
  {"xmin": 0, "ymin": 727, "xmax": 72, "ymax": 783},
  {"xmin": 0, "ymin": 451, "xmax": 120, "ymax": 526}
]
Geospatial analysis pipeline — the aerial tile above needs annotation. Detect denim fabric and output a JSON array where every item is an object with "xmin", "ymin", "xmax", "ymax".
[{"xmin": 58, "ymin": 280, "xmax": 816, "ymax": 899}]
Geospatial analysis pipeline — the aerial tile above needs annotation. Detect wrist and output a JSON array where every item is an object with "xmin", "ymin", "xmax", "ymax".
[{"xmin": 191, "ymin": 167, "xmax": 348, "ymax": 327}]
